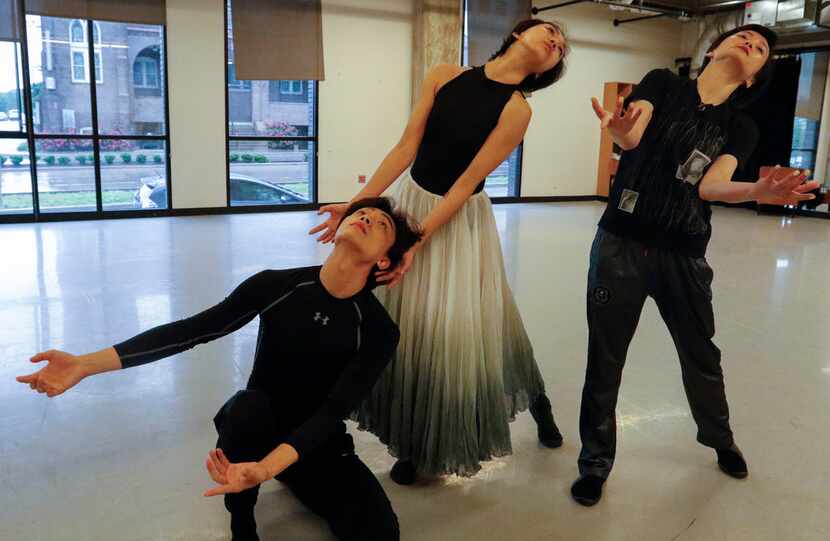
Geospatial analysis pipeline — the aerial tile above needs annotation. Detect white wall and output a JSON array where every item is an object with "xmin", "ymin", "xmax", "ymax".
[
  {"xmin": 317, "ymin": 0, "xmax": 414, "ymax": 203},
  {"xmin": 164, "ymin": 0, "xmax": 689, "ymax": 206},
  {"xmin": 164, "ymin": 0, "xmax": 413, "ymax": 209},
  {"xmin": 167, "ymin": 0, "xmax": 228, "ymax": 209},
  {"xmin": 521, "ymin": 3, "xmax": 687, "ymax": 197}
]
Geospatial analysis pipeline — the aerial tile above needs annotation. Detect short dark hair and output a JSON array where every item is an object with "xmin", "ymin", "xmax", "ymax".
[
  {"xmin": 338, "ymin": 196, "xmax": 422, "ymax": 274},
  {"xmin": 489, "ymin": 18, "xmax": 569, "ymax": 93},
  {"xmin": 699, "ymin": 24, "xmax": 778, "ymax": 109}
]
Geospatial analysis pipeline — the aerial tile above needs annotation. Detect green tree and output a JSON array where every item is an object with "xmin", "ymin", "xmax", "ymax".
[{"xmin": 0, "ymin": 83, "xmax": 44, "ymax": 114}]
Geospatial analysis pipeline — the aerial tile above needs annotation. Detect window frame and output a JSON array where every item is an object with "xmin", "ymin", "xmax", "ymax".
[
  {"xmin": 460, "ymin": 0, "xmax": 523, "ymax": 200},
  {"xmin": 0, "ymin": 14, "xmax": 173, "ymax": 224},
  {"xmin": 223, "ymin": 0, "xmax": 319, "ymax": 210},
  {"xmin": 789, "ymin": 52, "xmax": 828, "ymax": 176}
]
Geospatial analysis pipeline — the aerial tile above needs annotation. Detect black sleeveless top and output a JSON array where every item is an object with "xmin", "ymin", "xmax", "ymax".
[{"xmin": 410, "ymin": 65, "xmax": 519, "ymax": 196}]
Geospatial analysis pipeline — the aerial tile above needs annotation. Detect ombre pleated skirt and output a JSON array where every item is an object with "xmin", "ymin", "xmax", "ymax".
[{"xmin": 351, "ymin": 174, "xmax": 546, "ymax": 477}]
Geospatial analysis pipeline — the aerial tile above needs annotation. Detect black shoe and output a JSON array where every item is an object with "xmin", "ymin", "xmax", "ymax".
[
  {"xmin": 571, "ymin": 475, "xmax": 605, "ymax": 506},
  {"xmin": 529, "ymin": 394, "xmax": 563, "ymax": 448},
  {"xmin": 716, "ymin": 445, "xmax": 748, "ymax": 479},
  {"xmin": 230, "ymin": 510, "xmax": 259, "ymax": 541},
  {"xmin": 390, "ymin": 459, "xmax": 417, "ymax": 485}
]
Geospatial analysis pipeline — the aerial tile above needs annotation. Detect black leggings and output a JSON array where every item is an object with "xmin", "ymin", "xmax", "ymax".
[
  {"xmin": 214, "ymin": 390, "xmax": 399, "ymax": 541},
  {"xmin": 578, "ymin": 229, "xmax": 735, "ymax": 480}
]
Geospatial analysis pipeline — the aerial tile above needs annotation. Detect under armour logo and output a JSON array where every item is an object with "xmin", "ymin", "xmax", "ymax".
[
  {"xmin": 314, "ymin": 312, "xmax": 330, "ymax": 326},
  {"xmin": 590, "ymin": 286, "xmax": 611, "ymax": 306}
]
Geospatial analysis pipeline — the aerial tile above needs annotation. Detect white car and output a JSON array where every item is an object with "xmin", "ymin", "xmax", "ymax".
[
  {"xmin": 134, "ymin": 173, "xmax": 308, "ymax": 209},
  {"xmin": 0, "ymin": 112, "xmax": 8, "ymax": 121},
  {"xmin": 8, "ymin": 109, "xmax": 19, "ymax": 120}
]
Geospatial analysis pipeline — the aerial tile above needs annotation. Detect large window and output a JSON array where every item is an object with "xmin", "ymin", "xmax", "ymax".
[
  {"xmin": 0, "ymin": 12, "xmax": 170, "ymax": 221},
  {"xmin": 0, "ymin": 38, "xmax": 32, "ymax": 216},
  {"xmin": 791, "ymin": 117, "xmax": 819, "ymax": 170},
  {"xmin": 225, "ymin": 1, "xmax": 316, "ymax": 207},
  {"xmin": 24, "ymin": 16, "xmax": 169, "ymax": 214},
  {"xmin": 790, "ymin": 52, "xmax": 829, "ymax": 173},
  {"xmin": 461, "ymin": 1, "xmax": 522, "ymax": 198}
]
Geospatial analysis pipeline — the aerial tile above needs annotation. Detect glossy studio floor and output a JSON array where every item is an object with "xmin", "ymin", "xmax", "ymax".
[{"xmin": 1, "ymin": 202, "xmax": 828, "ymax": 541}]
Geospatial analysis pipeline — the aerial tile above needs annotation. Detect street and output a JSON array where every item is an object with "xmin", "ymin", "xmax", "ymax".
[
  {"xmin": 0, "ymin": 124, "xmax": 510, "ymax": 199},
  {"xmin": 0, "ymin": 162, "xmax": 312, "ymax": 194}
]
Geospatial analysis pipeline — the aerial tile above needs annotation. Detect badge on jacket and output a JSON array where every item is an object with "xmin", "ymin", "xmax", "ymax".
[{"xmin": 676, "ymin": 149, "xmax": 712, "ymax": 186}]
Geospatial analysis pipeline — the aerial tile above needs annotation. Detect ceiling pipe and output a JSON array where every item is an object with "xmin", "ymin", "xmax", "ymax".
[
  {"xmin": 614, "ymin": 12, "xmax": 669, "ymax": 24},
  {"xmin": 533, "ymin": 0, "xmax": 689, "ymax": 18},
  {"xmin": 532, "ymin": 0, "xmax": 738, "ymax": 24}
]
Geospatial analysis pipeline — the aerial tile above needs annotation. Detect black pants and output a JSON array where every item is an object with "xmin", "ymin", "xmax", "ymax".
[
  {"xmin": 214, "ymin": 390, "xmax": 400, "ymax": 541},
  {"xmin": 578, "ymin": 229, "xmax": 735, "ymax": 480}
]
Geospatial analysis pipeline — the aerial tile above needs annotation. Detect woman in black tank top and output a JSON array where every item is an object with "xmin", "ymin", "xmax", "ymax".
[{"xmin": 310, "ymin": 19, "xmax": 569, "ymax": 483}]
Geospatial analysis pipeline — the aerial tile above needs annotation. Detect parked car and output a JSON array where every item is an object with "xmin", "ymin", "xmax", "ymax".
[
  {"xmin": 8, "ymin": 109, "xmax": 19, "ymax": 120},
  {"xmin": 134, "ymin": 173, "xmax": 309, "ymax": 209},
  {"xmin": 0, "ymin": 112, "xmax": 8, "ymax": 121}
]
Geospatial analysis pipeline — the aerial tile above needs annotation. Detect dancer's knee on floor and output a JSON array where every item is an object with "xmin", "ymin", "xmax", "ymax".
[
  {"xmin": 222, "ymin": 390, "xmax": 272, "ymax": 426},
  {"xmin": 358, "ymin": 512, "xmax": 400, "ymax": 541}
]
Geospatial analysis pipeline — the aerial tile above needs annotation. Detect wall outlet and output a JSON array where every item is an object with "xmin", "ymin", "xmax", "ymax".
[{"xmin": 358, "ymin": 175, "xmax": 367, "ymax": 183}]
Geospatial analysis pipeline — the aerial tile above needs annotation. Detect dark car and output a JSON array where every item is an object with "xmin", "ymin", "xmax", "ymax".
[{"xmin": 134, "ymin": 173, "xmax": 308, "ymax": 208}]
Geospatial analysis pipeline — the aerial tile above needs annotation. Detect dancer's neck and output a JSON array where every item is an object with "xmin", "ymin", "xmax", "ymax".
[{"xmin": 319, "ymin": 246, "xmax": 374, "ymax": 298}]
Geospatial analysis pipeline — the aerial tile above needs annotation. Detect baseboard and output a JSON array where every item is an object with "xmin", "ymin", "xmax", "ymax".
[
  {"xmin": 0, "ymin": 203, "xmax": 320, "ymax": 224},
  {"xmin": 0, "ymin": 196, "xmax": 609, "ymax": 225},
  {"xmin": 166, "ymin": 203, "xmax": 319, "ymax": 217},
  {"xmin": 12, "ymin": 195, "xmax": 827, "ymax": 225},
  {"xmin": 490, "ymin": 195, "xmax": 603, "ymax": 204},
  {"xmin": 710, "ymin": 200, "xmax": 830, "ymax": 220},
  {"xmin": 754, "ymin": 206, "xmax": 830, "ymax": 220},
  {"xmin": 710, "ymin": 201, "xmax": 756, "ymax": 210}
]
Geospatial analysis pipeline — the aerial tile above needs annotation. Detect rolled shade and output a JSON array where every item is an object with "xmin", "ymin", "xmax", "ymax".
[
  {"xmin": 231, "ymin": 0, "xmax": 324, "ymax": 81},
  {"xmin": 0, "ymin": 0, "xmax": 21, "ymax": 42},
  {"xmin": 466, "ymin": 0, "xmax": 531, "ymax": 66},
  {"xmin": 25, "ymin": 0, "xmax": 166, "ymax": 25}
]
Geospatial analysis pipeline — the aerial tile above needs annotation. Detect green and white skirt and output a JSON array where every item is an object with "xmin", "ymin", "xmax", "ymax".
[{"xmin": 351, "ymin": 174, "xmax": 547, "ymax": 477}]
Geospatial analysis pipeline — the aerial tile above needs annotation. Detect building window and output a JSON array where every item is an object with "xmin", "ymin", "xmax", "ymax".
[
  {"xmin": 71, "ymin": 50, "xmax": 86, "ymax": 82},
  {"xmin": 70, "ymin": 19, "xmax": 84, "ymax": 43},
  {"xmin": 134, "ymin": 57, "xmax": 159, "ymax": 88},
  {"xmin": 69, "ymin": 20, "xmax": 102, "ymax": 84},
  {"xmin": 280, "ymin": 80, "xmax": 303, "ymax": 94},
  {"xmin": 69, "ymin": 20, "xmax": 101, "ymax": 45},
  {"xmin": 94, "ymin": 50, "xmax": 102, "ymax": 83},
  {"xmin": 268, "ymin": 80, "xmax": 306, "ymax": 102},
  {"xmin": 69, "ymin": 49, "xmax": 103, "ymax": 84},
  {"xmin": 134, "ymin": 48, "xmax": 161, "ymax": 89}
]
